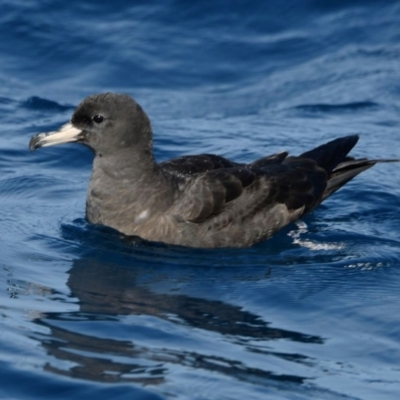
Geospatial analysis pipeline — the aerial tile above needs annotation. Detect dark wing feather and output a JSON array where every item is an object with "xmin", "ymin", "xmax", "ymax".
[
  {"xmin": 160, "ymin": 154, "xmax": 243, "ymax": 177},
  {"xmin": 171, "ymin": 159, "xmax": 328, "ymax": 225},
  {"xmin": 248, "ymin": 151, "xmax": 288, "ymax": 169},
  {"xmin": 300, "ymin": 135, "xmax": 359, "ymax": 172},
  {"xmin": 164, "ymin": 136, "xmax": 377, "ymax": 229},
  {"xmin": 163, "ymin": 152, "xmax": 291, "ymax": 223},
  {"xmin": 266, "ymin": 159, "xmax": 328, "ymax": 213},
  {"xmin": 176, "ymin": 167, "xmax": 257, "ymax": 222}
]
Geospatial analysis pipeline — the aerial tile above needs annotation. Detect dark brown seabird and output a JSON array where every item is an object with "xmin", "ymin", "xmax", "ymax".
[{"xmin": 29, "ymin": 93, "xmax": 397, "ymax": 248}]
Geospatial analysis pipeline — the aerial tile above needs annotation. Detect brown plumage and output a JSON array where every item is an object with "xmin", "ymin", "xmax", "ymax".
[{"xmin": 29, "ymin": 93, "xmax": 398, "ymax": 248}]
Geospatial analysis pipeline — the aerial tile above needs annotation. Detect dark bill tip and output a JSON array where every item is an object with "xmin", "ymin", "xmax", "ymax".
[
  {"xmin": 29, "ymin": 123, "xmax": 83, "ymax": 152},
  {"xmin": 29, "ymin": 133, "xmax": 46, "ymax": 151}
]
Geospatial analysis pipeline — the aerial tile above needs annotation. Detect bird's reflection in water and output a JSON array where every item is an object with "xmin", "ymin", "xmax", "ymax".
[{"xmin": 31, "ymin": 251, "xmax": 324, "ymax": 390}]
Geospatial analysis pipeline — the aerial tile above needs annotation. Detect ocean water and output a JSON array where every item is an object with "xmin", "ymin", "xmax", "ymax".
[{"xmin": 1, "ymin": 1, "xmax": 400, "ymax": 399}]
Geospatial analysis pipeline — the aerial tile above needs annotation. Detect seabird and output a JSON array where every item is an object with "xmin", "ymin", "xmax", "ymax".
[{"xmin": 29, "ymin": 93, "xmax": 398, "ymax": 248}]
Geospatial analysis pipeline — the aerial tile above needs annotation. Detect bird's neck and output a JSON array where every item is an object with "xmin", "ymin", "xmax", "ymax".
[
  {"xmin": 93, "ymin": 148, "xmax": 160, "ymax": 184},
  {"xmin": 86, "ymin": 150, "xmax": 175, "ymax": 232}
]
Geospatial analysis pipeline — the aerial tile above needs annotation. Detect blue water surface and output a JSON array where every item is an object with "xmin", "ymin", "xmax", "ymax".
[{"xmin": 1, "ymin": 1, "xmax": 400, "ymax": 399}]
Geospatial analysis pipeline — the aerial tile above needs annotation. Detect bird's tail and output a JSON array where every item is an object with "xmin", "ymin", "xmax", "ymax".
[
  {"xmin": 299, "ymin": 134, "xmax": 399, "ymax": 199},
  {"xmin": 323, "ymin": 158, "xmax": 399, "ymax": 199},
  {"xmin": 299, "ymin": 135, "xmax": 359, "ymax": 173}
]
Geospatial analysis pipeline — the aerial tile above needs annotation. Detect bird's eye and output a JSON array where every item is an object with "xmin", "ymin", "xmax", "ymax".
[{"xmin": 93, "ymin": 115, "xmax": 104, "ymax": 124}]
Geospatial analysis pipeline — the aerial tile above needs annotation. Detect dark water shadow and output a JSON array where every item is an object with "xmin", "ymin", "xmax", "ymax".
[
  {"xmin": 26, "ymin": 221, "xmax": 329, "ymax": 393},
  {"xmin": 31, "ymin": 258, "xmax": 323, "ymax": 387}
]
